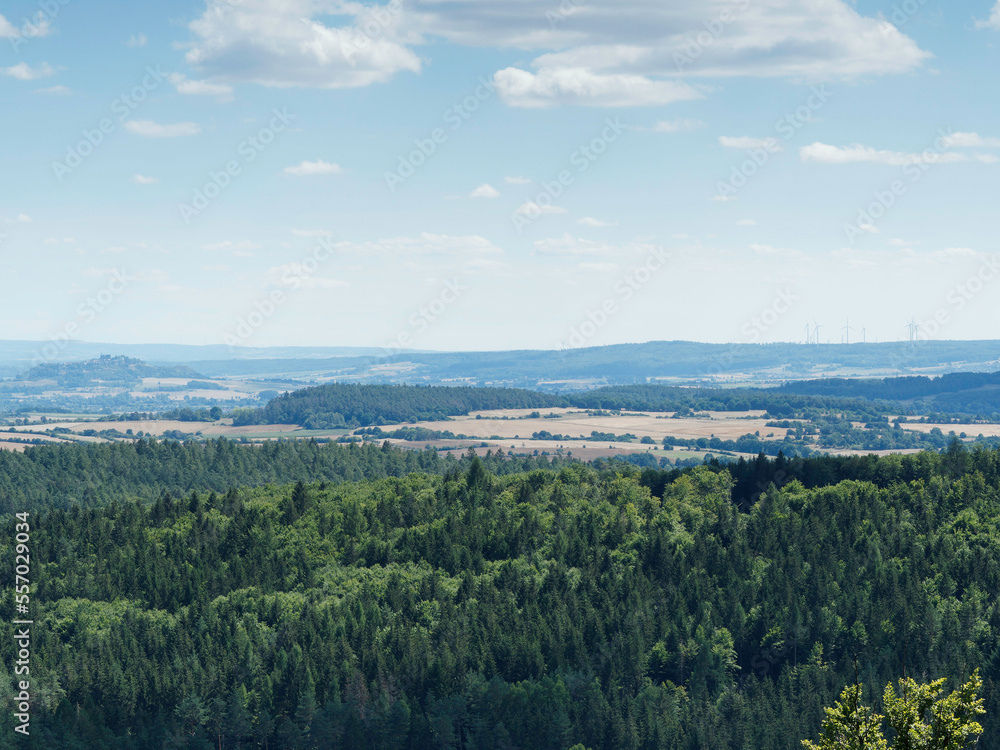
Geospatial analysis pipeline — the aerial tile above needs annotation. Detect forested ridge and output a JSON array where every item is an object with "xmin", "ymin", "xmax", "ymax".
[
  {"xmin": 0, "ymin": 438, "xmax": 571, "ymax": 514},
  {"xmin": 2, "ymin": 442, "xmax": 1000, "ymax": 748},
  {"xmin": 781, "ymin": 371, "xmax": 1000, "ymax": 401},
  {"xmin": 217, "ymin": 377, "xmax": 1000, "ymax": 432},
  {"xmin": 228, "ymin": 382, "xmax": 898, "ymax": 430},
  {"xmin": 230, "ymin": 384, "xmax": 563, "ymax": 429}
]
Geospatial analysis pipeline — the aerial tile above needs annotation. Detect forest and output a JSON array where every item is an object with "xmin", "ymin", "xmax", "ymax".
[
  {"xmin": 20, "ymin": 357, "xmax": 203, "ymax": 388},
  {"xmin": 1, "ymin": 439, "xmax": 999, "ymax": 748},
  {"xmin": 227, "ymin": 382, "xmax": 894, "ymax": 430},
  {"xmin": 230, "ymin": 380, "xmax": 1000, "ymax": 431},
  {"xmin": 230, "ymin": 384, "xmax": 563, "ymax": 429},
  {"xmin": 782, "ymin": 372, "xmax": 1000, "ymax": 416}
]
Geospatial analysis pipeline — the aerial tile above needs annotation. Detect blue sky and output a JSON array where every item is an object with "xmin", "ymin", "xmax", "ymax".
[{"xmin": 2, "ymin": 0, "xmax": 999, "ymax": 352}]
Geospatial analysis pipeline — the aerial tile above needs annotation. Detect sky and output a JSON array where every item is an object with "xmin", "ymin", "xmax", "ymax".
[{"xmin": 1, "ymin": 0, "xmax": 999, "ymax": 353}]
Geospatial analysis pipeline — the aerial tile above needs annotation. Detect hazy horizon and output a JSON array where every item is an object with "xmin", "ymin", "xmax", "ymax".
[{"xmin": 3, "ymin": 0, "xmax": 1000, "ymax": 351}]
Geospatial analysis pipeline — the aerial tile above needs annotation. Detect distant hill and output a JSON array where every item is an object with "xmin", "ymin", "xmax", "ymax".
[
  {"xmin": 781, "ymin": 371, "xmax": 1000, "ymax": 416},
  {"xmin": 184, "ymin": 340, "xmax": 1000, "ymax": 384},
  {"xmin": 22, "ymin": 355, "xmax": 204, "ymax": 387},
  {"xmin": 3, "ymin": 339, "xmax": 1000, "ymax": 386},
  {"xmin": 231, "ymin": 383, "xmax": 564, "ymax": 428}
]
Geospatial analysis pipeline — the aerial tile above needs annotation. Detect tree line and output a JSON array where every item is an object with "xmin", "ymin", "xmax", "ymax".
[{"xmin": 1, "ymin": 444, "xmax": 1000, "ymax": 747}]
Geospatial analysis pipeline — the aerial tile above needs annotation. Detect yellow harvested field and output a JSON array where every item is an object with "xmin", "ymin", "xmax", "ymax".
[
  {"xmin": 30, "ymin": 420, "xmax": 302, "ymax": 436},
  {"xmin": 380, "ymin": 409, "xmax": 775, "ymax": 442},
  {"xmin": 899, "ymin": 423, "xmax": 1000, "ymax": 437},
  {"xmin": 0, "ymin": 442, "xmax": 28, "ymax": 452}
]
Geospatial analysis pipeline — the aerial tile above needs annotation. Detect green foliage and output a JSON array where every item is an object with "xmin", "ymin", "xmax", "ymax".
[
  {"xmin": 804, "ymin": 671, "xmax": 984, "ymax": 749},
  {"xmin": 4, "ymin": 443, "xmax": 1000, "ymax": 747},
  {"xmin": 883, "ymin": 671, "xmax": 984, "ymax": 750},
  {"xmin": 803, "ymin": 683, "xmax": 888, "ymax": 750},
  {"xmin": 232, "ymin": 382, "xmax": 563, "ymax": 428},
  {"xmin": 0, "ymin": 437, "xmax": 573, "ymax": 513}
]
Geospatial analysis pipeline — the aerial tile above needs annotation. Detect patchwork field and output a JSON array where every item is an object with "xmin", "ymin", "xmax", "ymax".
[
  {"xmin": 2, "ymin": 403, "xmax": 987, "ymax": 461},
  {"xmin": 379, "ymin": 408, "xmax": 777, "ymax": 442}
]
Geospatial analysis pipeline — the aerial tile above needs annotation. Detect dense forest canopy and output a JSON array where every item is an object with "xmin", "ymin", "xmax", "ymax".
[
  {"xmin": 228, "ymin": 382, "xmax": 897, "ymax": 430},
  {"xmin": 0, "ymin": 438, "xmax": 574, "ymax": 515},
  {"xmin": 781, "ymin": 371, "xmax": 1000, "ymax": 414},
  {"xmin": 228, "ymin": 378, "xmax": 1000, "ymax": 432},
  {"xmin": 231, "ymin": 384, "xmax": 564, "ymax": 429},
  {"xmin": 2, "ymin": 440, "xmax": 1000, "ymax": 747},
  {"xmin": 20, "ymin": 356, "xmax": 203, "ymax": 387}
]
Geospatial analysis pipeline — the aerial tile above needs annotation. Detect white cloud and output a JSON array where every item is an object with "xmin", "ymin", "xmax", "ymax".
[
  {"xmin": 35, "ymin": 85, "xmax": 71, "ymax": 95},
  {"xmin": 800, "ymin": 142, "xmax": 970, "ymax": 166},
  {"xmin": 1, "ymin": 62, "xmax": 56, "ymax": 80},
  {"xmin": 535, "ymin": 233, "xmax": 660, "ymax": 258},
  {"xmin": 168, "ymin": 73, "xmax": 234, "ymax": 102},
  {"xmin": 127, "ymin": 33, "xmax": 148, "ymax": 47},
  {"xmin": 333, "ymin": 232, "xmax": 503, "ymax": 256},
  {"xmin": 976, "ymin": 2, "xmax": 1000, "ymax": 30},
  {"xmin": 493, "ymin": 67, "xmax": 702, "ymax": 108},
  {"xmin": 940, "ymin": 132, "xmax": 1000, "ymax": 148},
  {"xmin": 80, "ymin": 267, "xmax": 120, "ymax": 278},
  {"xmin": 284, "ymin": 159, "xmax": 343, "ymax": 176},
  {"xmin": 178, "ymin": 0, "xmax": 928, "ymax": 109},
  {"xmin": 504, "ymin": 176, "xmax": 532, "ymax": 184},
  {"xmin": 737, "ymin": 219, "xmax": 757, "ymax": 226},
  {"xmin": 473, "ymin": 0, "xmax": 925, "ymax": 106},
  {"xmin": 0, "ymin": 14, "xmax": 52, "ymax": 39},
  {"xmin": 720, "ymin": 136, "xmax": 781, "ymax": 150},
  {"xmin": 750, "ymin": 243, "xmax": 802, "ymax": 258},
  {"xmin": 514, "ymin": 201, "xmax": 569, "ymax": 217},
  {"xmin": 202, "ymin": 240, "xmax": 263, "ymax": 252},
  {"xmin": 0, "ymin": 14, "xmax": 17, "ymax": 38},
  {"xmin": 888, "ymin": 238, "xmax": 919, "ymax": 248},
  {"xmin": 202, "ymin": 264, "xmax": 231, "ymax": 272},
  {"xmin": 470, "ymin": 183, "xmax": 500, "ymax": 199},
  {"xmin": 124, "ymin": 120, "xmax": 201, "ymax": 138},
  {"xmin": 975, "ymin": 153, "xmax": 1000, "ymax": 164},
  {"xmin": 291, "ymin": 229, "xmax": 333, "ymax": 238},
  {"xmin": 185, "ymin": 0, "xmax": 421, "ymax": 89},
  {"xmin": 578, "ymin": 217, "xmax": 618, "ymax": 227},
  {"xmin": 579, "ymin": 261, "xmax": 620, "ymax": 272},
  {"xmin": 266, "ymin": 264, "xmax": 347, "ymax": 289},
  {"xmin": 644, "ymin": 118, "xmax": 706, "ymax": 133},
  {"xmin": 17, "ymin": 214, "xmax": 32, "ymax": 223},
  {"xmin": 131, "ymin": 174, "xmax": 159, "ymax": 185}
]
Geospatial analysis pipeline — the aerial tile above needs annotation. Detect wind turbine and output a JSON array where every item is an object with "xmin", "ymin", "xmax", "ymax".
[
  {"xmin": 905, "ymin": 317, "xmax": 920, "ymax": 343},
  {"xmin": 842, "ymin": 318, "xmax": 855, "ymax": 345},
  {"xmin": 861, "ymin": 327, "xmax": 867, "ymax": 344},
  {"xmin": 813, "ymin": 320, "xmax": 822, "ymax": 346},
  {"xmin": 804, "ymin": 324, "xmax": 812, "ymax": 345}
]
